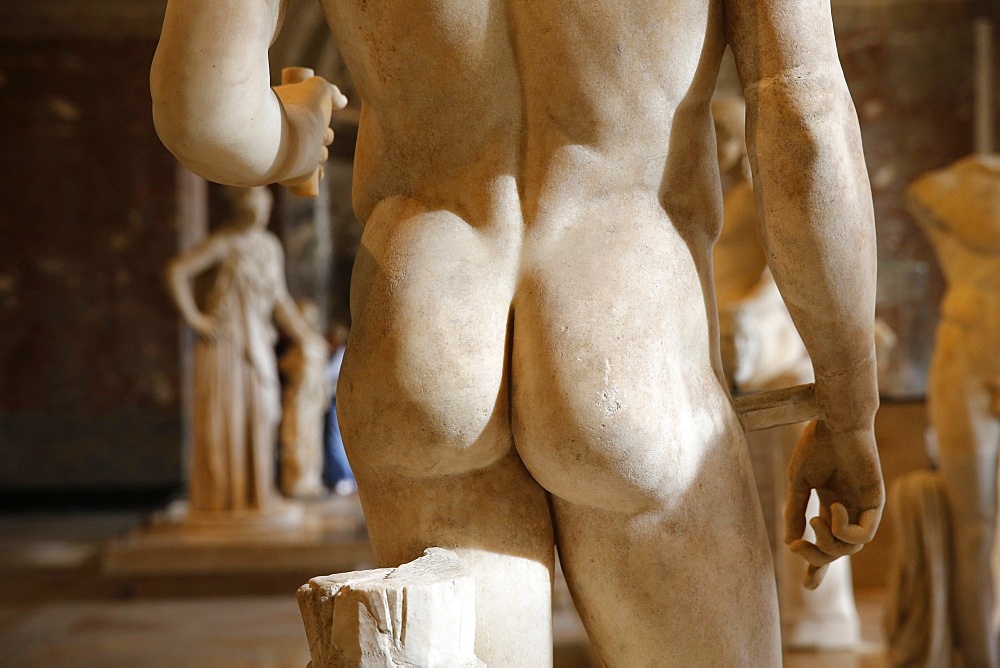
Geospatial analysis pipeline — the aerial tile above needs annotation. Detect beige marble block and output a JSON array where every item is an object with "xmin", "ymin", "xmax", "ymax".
[{"xmin": 298, "ymin": 548, "xmax": 483, "ymax": 668}]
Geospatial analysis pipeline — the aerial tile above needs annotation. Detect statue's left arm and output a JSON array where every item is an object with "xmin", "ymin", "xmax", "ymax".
[
  {"xmin": 725, "ymin": 0, "xmax": 884, "ymax": 588},
  {"xmin": 268, "ymin": 239, "xmax": 325, "ymax": 347},
  {"xmin": 151, "ymin": 0, "xmax": 345, "ymax": 187}
]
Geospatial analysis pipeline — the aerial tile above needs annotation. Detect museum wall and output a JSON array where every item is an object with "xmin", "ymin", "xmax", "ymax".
[
  {"xmin": 838, "ymin": 2, "xmax": 987, "ymax": 396},
  {"xmin": 0, "ymin": 12, "xmax": 186, "ymax": 495},
  {"xmin": 0, "ymin": 0, "xmax": 996, "ymax": 517}
]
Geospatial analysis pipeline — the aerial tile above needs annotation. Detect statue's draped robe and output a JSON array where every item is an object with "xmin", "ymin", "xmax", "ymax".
[{"xmin": 191, "ymin": 232, "xmax": 282, "ymax": 513}]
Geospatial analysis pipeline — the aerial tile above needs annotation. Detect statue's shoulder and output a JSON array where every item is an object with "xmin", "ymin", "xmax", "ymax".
[
  {"xmin": 260, "ymin": 230, "xmax": 284, "ymax": 255},
  {"xmin": 188, "ymin": 228, "xmax": 233, "ymax": 259},
  {"xmin": 909, "ymin": 155, "xmax": 1000, "ymax": 253}
]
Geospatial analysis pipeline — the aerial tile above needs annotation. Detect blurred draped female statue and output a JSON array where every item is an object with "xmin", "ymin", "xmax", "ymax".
[
  {"xmin": 278, "ymin": 299, "xmax": 331, "ymax": 500},
  {"xmin": 167, "ymin": 186, "xmax": 323, "ymax": 528}
]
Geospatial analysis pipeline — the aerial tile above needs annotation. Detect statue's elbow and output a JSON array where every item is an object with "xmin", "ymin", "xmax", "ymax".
[
  {"xmin": 154, "ymin": 114, "xmax": 244, "ymax": 185},
  {"xmin": 149, "ymin": 62, "xmax": 191, "ymax": 164},
  {"xmin": 151, "ymin": 100, "xmax": 189, "ymax": 165},
  {"xmin": 151, "ymin": 95, "xmax": 276, "ymax": 186}
]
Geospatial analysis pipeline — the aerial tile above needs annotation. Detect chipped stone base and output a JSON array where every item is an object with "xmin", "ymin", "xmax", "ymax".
[{"xmin": 298, "ymin": 548, "xmax": 484, "ymax": 667}]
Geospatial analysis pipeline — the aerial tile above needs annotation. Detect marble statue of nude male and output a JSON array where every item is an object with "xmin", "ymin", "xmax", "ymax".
[{"xmin": 151, "ymin": 1, "xmax": 884, "ymax": 664}]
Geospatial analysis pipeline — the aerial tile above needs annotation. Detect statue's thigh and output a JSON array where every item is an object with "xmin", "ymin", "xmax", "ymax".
[
  {"xmin": 930, "ymin": 338, "xmax": 999, "ymax": 525},
  {"xmin": 510, "ymin": 221, "xmax": 779, "ymax": 662},
  {"xmin": 931, "ymin": 338, "xmax": 998, "ymax": 464},
  {"xmin": 552, "ymin": 495, "xmax": 779, "ymax": 666},
  {"xmin": 336, "ymin": 200, "xmax": 554, "ymax": 664},
  {"xmin": 929, "ymin": 330, "xmax": 993, "ymax": 453}
]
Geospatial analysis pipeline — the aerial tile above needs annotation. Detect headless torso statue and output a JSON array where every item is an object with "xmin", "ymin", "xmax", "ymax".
[
  {"xmin": 279, "ymin": 299, "xmax": 331, "ymax": 499},
  {"xmin": 905, "ymin": 156, "xmax": 1000, "ymax": 667},
  {"xmin": 152, "ymin": 2, "xmax": 884, "ymax": 664}
]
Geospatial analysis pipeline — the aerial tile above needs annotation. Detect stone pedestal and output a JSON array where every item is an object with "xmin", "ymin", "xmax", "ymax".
[
  {"xmin": 298, "ymin": 548, "xmax": 483, "ymax": 668},
  {"xmin": 103, "ymin": 496, "xmax": 369, "ymax": 579}
]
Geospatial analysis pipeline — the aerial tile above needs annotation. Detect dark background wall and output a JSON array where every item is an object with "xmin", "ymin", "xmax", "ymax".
[
  {"xmin": 837, "ymin": 2, "xmax": 990, "ymax": 396},
  {"xmin": 0, "ymin": 17, "xmax": 185, "ymax": 494},
  {"xmin": 0, "ymin": 0, "xmax": 996, "ymax": 498}
]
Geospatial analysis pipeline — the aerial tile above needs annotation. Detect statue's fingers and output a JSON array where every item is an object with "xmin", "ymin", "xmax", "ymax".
[
  {"xmin": 784, "ymin": 484, "xmax": 811, "ymax": 545},
  {"xmin": 809, "ymin": 516, "xmax": 863, "ymax": 557},
  {"xmin": 331, "ymin": 85, "xmax": 349, "ymax": 110},
  {"xmin": 831, "ymin": 503, "xmax": 881, "ymax": 544},
  {"xmin": 323, "ymin": 128, "xmax": 335, "ymax": 145},
  {"xmin": 789, "ymin": 539, "xmax": 838, "ymax": 568},
  {"xmin": 818, "ymin": 499, "xmax": 832, "ymax": 525},
  {"xmin": 320, "ymin": 146, "xmax": 329, "ymax": 162},
  {"xmin": 803, "ymin": 563, "xmax": 829, "ymax": 591}
]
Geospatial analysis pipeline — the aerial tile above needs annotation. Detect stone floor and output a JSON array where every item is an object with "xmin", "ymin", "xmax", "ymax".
[{"xmin": 0, "ymin": 509, "xmax": 890, "ymax": 667}]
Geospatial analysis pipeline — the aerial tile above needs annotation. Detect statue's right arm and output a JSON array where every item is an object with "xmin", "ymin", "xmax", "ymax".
[
  {"xmin": 166, "ymin": 237, "xmax": 226, "ymax": 338},
  {"xmin": 151, "ymin": 1, "xmax": 338, "ymax": 187},
  {"xmin": 725, "ymin": 0, "xmax": 883, "ymax": 587}
]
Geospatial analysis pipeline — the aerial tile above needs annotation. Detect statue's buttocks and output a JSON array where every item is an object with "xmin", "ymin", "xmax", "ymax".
[{"xmin": 331, "ymin": 0, "xmax": 727, "ymax": 493}]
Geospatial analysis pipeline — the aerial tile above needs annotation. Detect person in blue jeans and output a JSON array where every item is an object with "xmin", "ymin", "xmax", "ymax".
[{"xmin": 323, "ymin": 324, "xmax": 355, "ymax": 495}]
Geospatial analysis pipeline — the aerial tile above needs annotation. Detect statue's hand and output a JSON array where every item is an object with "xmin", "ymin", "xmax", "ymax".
[
  {"xmin": 190, "ymin": 313, "xmax": 220, "ymax": 342},
  {"xmin": 301, "ymin": 331, "xmax": 329, "ymax": 358},
  {"xmin": 272, "ymin": 76, "xmax": 348, "ymax": 187},
  {"xmin": 784, "ymin": 421, "xmax": 883, "ymax": 590}
]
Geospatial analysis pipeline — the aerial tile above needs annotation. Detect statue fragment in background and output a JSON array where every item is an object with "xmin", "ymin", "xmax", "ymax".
[
  {"xmin": 712, "ymin": 96, "xmax": 862, "ymax": 649},
  {"xmin": 279, "ymin": 299, "xmax": 330, "ymax": 499},
  {"xmin": 885, "ymin": 156, "xmax": 1000, "ymax": 667},
  {"xmin": 167, "ymin": 186, "xmax": 323, "ymax": 524}
]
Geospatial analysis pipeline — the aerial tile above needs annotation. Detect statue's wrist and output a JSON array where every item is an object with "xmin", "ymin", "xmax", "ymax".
[{"xmin": 814, "ymin": 355, "xmax": 879, "ymax": 432}]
